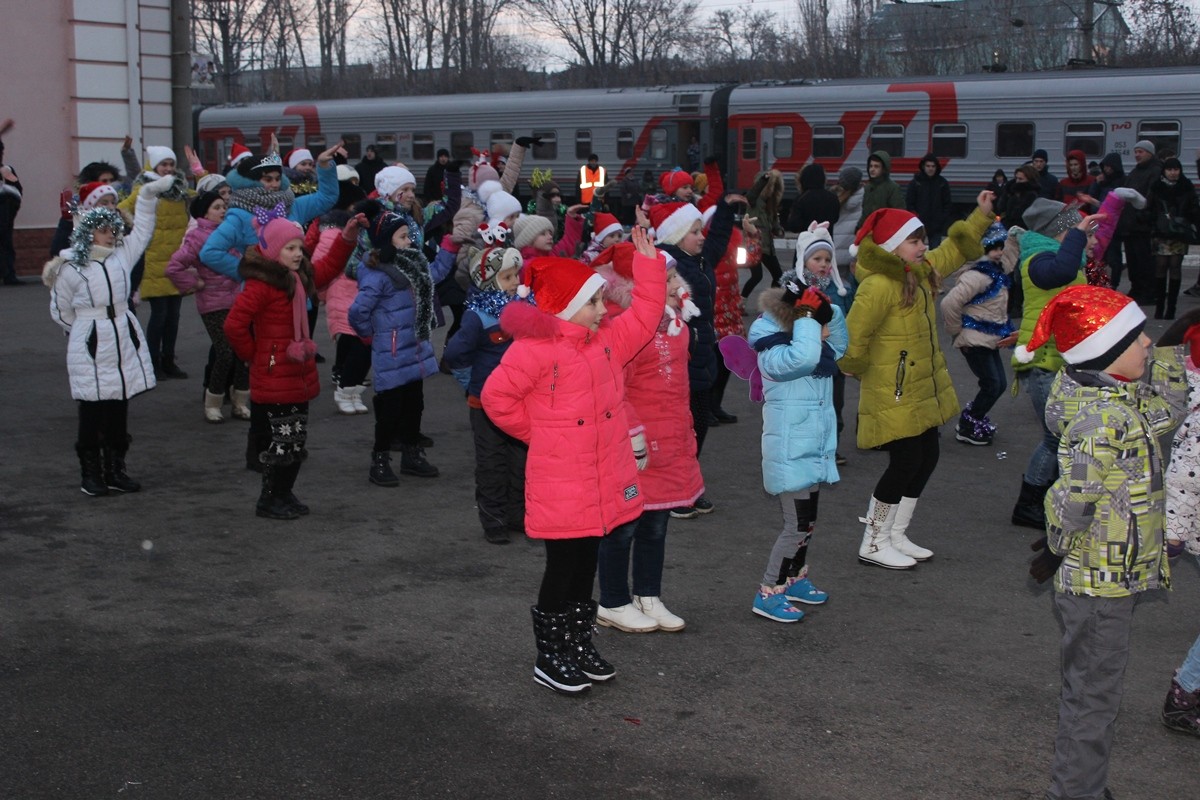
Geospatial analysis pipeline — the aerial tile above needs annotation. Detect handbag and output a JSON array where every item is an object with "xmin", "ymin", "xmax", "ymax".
[{"xmin": 1154, "ymin": 207, "xmax": 1200, "ymax": 244}]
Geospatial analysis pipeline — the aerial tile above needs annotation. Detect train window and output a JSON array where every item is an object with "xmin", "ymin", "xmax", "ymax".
[
  {"xmin": 1137, "ymin": 120, "xmax": 1181, "ymax": 158},
  {"xmin": 1063, "ymin": 122, "xmax": 1105, "ymax": 158},
  {"xmin": 812, "ymin": 126, "xmax": 843, "ymax": 158},
  {"xmin": 773, "ymin": 126, "xmax": 793, "ymax": 159},
  {"xmin": 305, "ymin": 134, "xmax": 326, "ymax": 151},
  {"xmin": 341, "ymin": 134, "xmax": 362, "ymax": 160},
  {"xmin": 995, "ymin": 123, "xmax": 1034, "ymax": 159},
  {"xmin": 741, "ymin": 127, "xmax": 758, "ymax": 160},
  {"xmin": 412, "ymin": 133, "xmax": 434, "ymax": 160},
  {"xmin": 450, "ymin": 131, "xmax": 474, "ymax": 160},
  {"xmin": 531, "ymin": 130, "xmax": 557, "ymax": 159},
  {"xmin": 931, "ymin": 124, "xmax": 967, "ymax": 159},
  {"xmin": 651, "ymin": 127, "xmax": 667, "ymax": 160},
  {"xmin": 575, "ymin": 130, "xmax": 592, "ymax": 160},
  {"xmin": 617, "ymin": 128, "xmax": 634, "ymax": 159},
  {"xmin": 277, "ymin": 135, "xmax": 294, "ymax": 153},
  {"xmin": 374, "ymin": 134, "xmax": 397, "ymax": 161},
  {"xmin": 868, "ymin": 125, "xmax": 904, "ymax": 158},
  {"xmin": 676, "ymin": 94, "xmax": 701, "ymax": 114},
  {"xmin": 491, "ymin": 131, "xmax": 513, "ymax": 151}
]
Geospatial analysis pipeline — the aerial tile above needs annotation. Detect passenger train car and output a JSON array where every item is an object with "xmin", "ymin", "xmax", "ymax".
[{"xmin": 197, "ymin": 68, "xmax": 1200, "ymax": 204}]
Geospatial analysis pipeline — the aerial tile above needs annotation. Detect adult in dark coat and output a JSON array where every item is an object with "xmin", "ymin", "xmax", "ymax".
[
  {"xmin": 0, "ymin": 122, "xmax": 22, "ymax": 285},
  {"xmin": 1001, "ymin": 165, "xmax": 1041, "ymax": 230},
  {"xmin": 986, "ymin": 169, "xmax": 1009, "ymax": 218},
  {"xmin": 905, "ymin": 153, "xmax": 953, "ymax": 245},
  {"xmin": 1122, "ymin": 140, "xmax": 1162, "ymax": 305},
  {"xmin": 1030, "ymin": 149, "xmax": 1062, "ymax": 200},
  {"xmin": 785, "ymin": 163, "xmax": 840, "ymax": 233},
  {"xmin": 422, "ymin": 148, "xmax": 449, "ymax": 203},
  {"xmin": 355, "ymin": 145, "xmax": 387, "ymax": 194},
  {"xmin": 1148, "ymin": 157, "xmax": 1200, "ymax": 316}
]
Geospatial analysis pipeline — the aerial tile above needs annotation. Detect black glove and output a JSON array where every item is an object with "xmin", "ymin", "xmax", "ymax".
[
  {"xmin": 1029, "ymin": 537, "xmax": 1065, "ymax": 584},
  {"xmin": 445, "ymin": 160, "xmax": 464, "ymax": 173},
  {"xmin": 515, "ymin": 136, "xmax": 542, "ymax": 148}
]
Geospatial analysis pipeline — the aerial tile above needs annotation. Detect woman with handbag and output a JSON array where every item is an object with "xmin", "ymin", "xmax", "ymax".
[{"xmin": 1149, "ymin": 157, "xmax": 1200, "ymax": 319}]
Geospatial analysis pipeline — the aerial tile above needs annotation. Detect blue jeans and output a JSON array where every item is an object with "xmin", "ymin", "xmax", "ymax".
[
  {"xmin": 1021, "ymin": 367, "xmax": 1060, "ymax": 488},
  {"xmin": 597, "ymin": 512, "xmax": 668, "ymax": 607},
  {"xmin": 960, "ymin": 346, "xmax": 1007, "ymax": 418},
  {"xmin": 1178, "ymin": 627, "xmax": 1200, "ymax": 693}
]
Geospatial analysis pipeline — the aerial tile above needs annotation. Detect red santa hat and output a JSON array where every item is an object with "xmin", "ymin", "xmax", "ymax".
[
  {"xmin": 517, "ymin": 256, "xmax": 607, "ymax": 321},
  {"xmin": 1015, "ymin": 285, "xmax": 1146, "ymax": 370},
  {"xmin": 850, "ymin": 208, "xmax": 924, "ymax": 257},
  {"xmin": 592, "ymin": 240, "xmax": 637, "ymax": 280},
  {"xmin": 659, "ymin": 170, "xmax": 693, "ymax": 196},
  {"xmin": 78, "ymin": 182, "xmax": 119, "ymax": 211},
  {"xmin": 287, "ymin": 148, "xmax": 314, "ymax": 169},
  {"xmin": 591, "ymin": 212, "xmax": 623, "ymax": 244},
  {"xmin": 229, "ymin": 142, "xmax": 252, "ymax": 167},
  {"xmin": 648, "ymin": 201, "xmax": 703, "ymax": 247}
]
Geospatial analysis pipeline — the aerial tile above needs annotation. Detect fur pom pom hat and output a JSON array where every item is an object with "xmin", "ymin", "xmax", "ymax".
[
  {"xmin": 1015, "ymin": 285, "xmax": 1146, "ymax": 370},
  {"xmin": 659, "ymin": 170, "xmax": 693, "ymax": 196},
  {"xmin": 468, "ymin": 245, "xmax": 523, "ymax": 292},
  {"xmin": 649, "ymin": 201, "xmax": 702, "ymax": 247},
  {"xmin": 78, "ymin": 182, "xmax": 119, "ymax": 211},
  {"xmin": 793, "ymin": 221, "xmax": 847, "ymax": 296},
  {"xmin": 851, "ymin": 208, "xmax": 923, "ymax": 257},
  {"xmin": 145, "ymin": 146, "xmax": 176, "ymax": 170},
  {"xmin": 517, "ymin": 256, "xmax": 606, "ymax": 321},
  {"xmin": 478, "ymin": 180, "xmax": 521, "ymax": 223},
  {"xmin": 512, "ymin": 214, "xmax": 554, "ymax": 250},
  {"xmin": 375, "ymin": 166, "xmax": 416, "ymax": 198}
]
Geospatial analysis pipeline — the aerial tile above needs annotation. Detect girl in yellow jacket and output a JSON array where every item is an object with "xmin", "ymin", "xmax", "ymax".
[{"xmin": 838, "ymin": 192, "xmax": 994, "ymax": 569}]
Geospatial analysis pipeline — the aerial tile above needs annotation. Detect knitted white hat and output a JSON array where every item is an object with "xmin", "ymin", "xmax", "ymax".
[
  {"xmin": 145, "ymin": 146, "xmax": 176, "ymax": 169},
  {"xmin": 375, "ymin": 166, "xmax": 416, "ymax": 198},
  {"xmin": 287, "ymin": 148, "xmax": 313, "ymax": 169},
  {"xmin": 479, "ymin": 180, "xmax": 521, "ymax": 222}
]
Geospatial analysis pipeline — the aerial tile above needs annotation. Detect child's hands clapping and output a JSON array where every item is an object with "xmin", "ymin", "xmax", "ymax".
[{"xmin": 631, "ymin": 225, "xmax": 657, "ymax": 259}]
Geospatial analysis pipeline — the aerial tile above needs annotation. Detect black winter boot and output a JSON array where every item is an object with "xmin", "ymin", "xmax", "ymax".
[
  {"xmin": 102, "ymin": 436, "xmax": 141, "ymax": 493},
  {"xmin": 400, "ymin": 444, "xmax": 439, "ymax": 478},
  {"xmin": 531, "ymin": 606, "xmax": 591, "ymax": 694},
  {"xmin": 76, "ymin": 444, "xmax": 109, "ymax": 497},
  {"xmin": 1162, "ymin": 679, "xmax": 1200, "ymax": 736},
  {"xmin": 1166, "ymin": 278, "xmax": 1182, "ymax": 320},
  {"xmin": 1154, "ymin": 274, "xmax": 1168, "ymax": 319},
  {"xmin": 256, "ymin": 465, "xmax": 299, "ymax": 521},
  {"xmin": 1011, "ymin": 477, "xmax": 1049, "ymax": 530},
  {"xmin": 278, "ymin": 461, "xmax": 309, "ymax": 515},
  {"xmin": 566, "ymin": 600, "xmax": 616, "ymax": 681},
  {"xmin": 369, "ymin": 450, "xmax": 400, "ymax": 487}
]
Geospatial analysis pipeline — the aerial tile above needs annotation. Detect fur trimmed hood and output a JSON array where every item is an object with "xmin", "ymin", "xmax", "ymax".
[
  {"xmin": 238, "ymin": 245, "xmax": 316, "ymax": 299},
  {"xmin": 43, "ymin": 245, "xmax": 115, "ymax": 287},
  {"xmin": 759, "ymin": 287, "xmax": 798, "ymax": 327}
]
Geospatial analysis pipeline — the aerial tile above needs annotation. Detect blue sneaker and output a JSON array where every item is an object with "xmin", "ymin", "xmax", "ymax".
[
  {"xmin": 752, "ymin": 591, "xmax": 805, "ymax": 623},
  {"xmin": 783, "ymin": 576, "xmax": 828, "ymax": 605}
]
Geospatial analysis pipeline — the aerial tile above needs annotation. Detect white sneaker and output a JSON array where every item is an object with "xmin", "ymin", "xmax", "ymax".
[
  {"xmin": 634, "ymin": 595, "xmax": 685, "ymax": 632},
  {"xmin": 334, "ymin": 386, "xmax": 358, "ymax": 415},
  {"xmin": 596, "ymin": 603, "xmax": 658, "ymax": 633},
  {"xmin": 350, "ymin": 385, "xmax": 370, "ymax": 414}
]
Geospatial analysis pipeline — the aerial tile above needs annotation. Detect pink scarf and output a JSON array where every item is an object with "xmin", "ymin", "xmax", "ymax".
[{"xmin": 286, "ymin": 276, "xmax": 317, "ymax": 363}]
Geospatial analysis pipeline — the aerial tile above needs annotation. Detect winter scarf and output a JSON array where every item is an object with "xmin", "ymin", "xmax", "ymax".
[
  {"xmin": 466, "ymin": 288, "xmax": 531, "ymax": 319},
  {"xmin": 228, "ymin": 184, "xmax": 297, "ymax": 217},
  {"xmin": 378, "ymin": 247, "xmax": 435, "ymax": 341},
  {"xmin": 134, "ymin": 171, "xmax": 188, "ymax": 203},
  {"xmin": 287, "ymin": 278, "xmax": 317, "ymax": 363}
]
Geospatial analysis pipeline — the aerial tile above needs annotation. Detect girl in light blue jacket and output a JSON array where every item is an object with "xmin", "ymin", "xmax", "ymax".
[{"xmin": 746, "ymin": 268, "xmax": 847, "ymax": 623}]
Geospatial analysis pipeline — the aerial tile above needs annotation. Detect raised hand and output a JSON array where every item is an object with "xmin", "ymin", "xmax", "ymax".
[
  {"xmin": 317, "ymin": 140, "xmax": 345, "ymax": 167},
  {"xmin": 631, "ymin": 225, "xmax": 657, "ymax": 259}
]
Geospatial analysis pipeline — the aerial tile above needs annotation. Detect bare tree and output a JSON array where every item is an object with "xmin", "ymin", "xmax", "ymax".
[{"xmin": 1123, "ymin": 0, "xmax": 1200, "ymax": 65}]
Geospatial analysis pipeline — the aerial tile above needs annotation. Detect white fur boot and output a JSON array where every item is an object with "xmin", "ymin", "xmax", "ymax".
[
  {"xmin": 203, "ymin": 390, "xmax": 225, "ymax": 423},
  {"xmin": 858, "ymin": 496, "xmax": 916, "ymax": 570},
  {"xmin": 350, "ymin": 385, "xmax": 370, "ymax": 414},
  {"xmin": 890, "ymin": 496, "xmax": 933, "ymax": 561},
  {"xmin": 334, "ymin": 386, "xmax": 358, "ymax": 415},
  {"xmin": 230, "ymin": 389, "xmax": 252, "ymax": 420}
]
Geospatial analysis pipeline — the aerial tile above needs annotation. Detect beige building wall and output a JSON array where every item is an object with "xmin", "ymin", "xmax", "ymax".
[{"xmin": 1, "ymin": 0, "xmax": 175, "ymax": 268}]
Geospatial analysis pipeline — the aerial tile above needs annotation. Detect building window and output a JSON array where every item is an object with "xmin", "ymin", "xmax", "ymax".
[
  {"xmin": 1137, "ymin": 120, "xmax": 1180, "ymax": 158},
  {"xmin": 995, "ymin": 122, "xmax": 1035, "ymax": 159},
  {"xmin": 1063, "ymin": 122, "xmax": 1105, "ymax": 158},
  {"xmin": 868, "ymin": 124, "xmax": 905, "ymax": 158},
  {"xmin": 531, "ymin": 130, "xmax": 557, "ymax": 160},
  {"xmin": 374, "ymin": 134, "xmax": 397, "ymax": 161},
  {"xmin": 812, "ymin": 126, "xmax": 844, "ymax": 158},
  {"xmin": 412, "ymin": 132, "xmax": 434, "ymax": 161},
  {"xmin": 341, "ymin": 133, "xmax": 362, "ymax": 160},
  {"xmin": 773, "ymin": 126, "xmax": 793, "ymax": 159},
  {"xmin": 931, "ymin": 123, "xmax": 968, "ymax": 158},
  {"xmin": 617, "ymin": 128, "xmax": 634, "ymax": 160},
  {"xmin": 741, "ymin": 127, "xmax": 758, "ymax": 161},
  {"xmin": 450, "ymin": 131, "xmax": 474, "ymax": 160},
  {"xmin": 575, "ymin": 129, "xmax": 593, "ymax": 160},
  {"xmin": 650, "ymin": 127, "xmax": 667, "ymax": 160}
]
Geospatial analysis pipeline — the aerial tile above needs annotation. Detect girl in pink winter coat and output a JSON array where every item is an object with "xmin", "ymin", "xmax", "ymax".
[
  {"xmin": 591, "ymin": 242, "xmax": 703, "ymax": 635},
  {"xmin": 481, "ymin": 227, "xmax": 666, "ymax": 696},
  {"xmin": 166, "ymin": 190, "xmax": 249, "ymax": 423}
]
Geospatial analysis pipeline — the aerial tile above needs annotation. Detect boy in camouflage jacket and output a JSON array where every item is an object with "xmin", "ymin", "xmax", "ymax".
[{"xmin": 1024, "ymin": 285, "xmax": 1195, "ymax": 800}]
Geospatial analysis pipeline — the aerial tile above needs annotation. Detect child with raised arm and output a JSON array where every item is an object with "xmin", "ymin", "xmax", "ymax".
[{"xmin": 481, "ymin": 227, "xmax": 666, "ymax": 695}]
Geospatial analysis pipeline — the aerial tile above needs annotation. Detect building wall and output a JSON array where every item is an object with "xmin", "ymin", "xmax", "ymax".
[{"xmin": 1, "ymin": 0, "xmax": 174, "ymax": 274}]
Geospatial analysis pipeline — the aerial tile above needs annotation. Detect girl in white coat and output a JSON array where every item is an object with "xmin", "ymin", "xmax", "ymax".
[{"xmin": 44, "ymin": 174, "xmax": 172, "ymax": 496}]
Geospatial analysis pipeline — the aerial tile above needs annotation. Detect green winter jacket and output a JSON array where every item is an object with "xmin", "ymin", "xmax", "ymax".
[
  {"xmin": 1044, "ymin": 348, "xmax": 1188, "ymax": 597},
  {"xmin": 858, "ymin": 151, "xmax": 906, "ymax": 226},
  {"xmin": 839, "ymin": 208, "xmax": 991, "ymax": 448},
  {"xmin": 1012, "ymin": 230, "xmax": 1085, "ymax": 375}
]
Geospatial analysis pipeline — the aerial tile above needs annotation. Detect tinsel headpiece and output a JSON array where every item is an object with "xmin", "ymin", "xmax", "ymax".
[{"xmin": 70, "ymin": 208, "xmax": 125, "ymax": 266}]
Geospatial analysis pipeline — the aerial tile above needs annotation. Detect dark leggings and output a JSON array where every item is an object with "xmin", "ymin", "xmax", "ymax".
[
  {"xmin": 872, "ymin": 427, "xmax": 940, "ymax": 504},
  {"xmin": 538, "ymin": 537, "xmax": 601, "ymax": 614},
  {"xmin": 372, "ymin": 380, "xmax": 424, "ymax": 451},
  {"xmin": 334, "ymin": 334, "xmax": 372, "ymax": 387},
  {"xmin": 200, "ymin": 310, "xmax": 249, "ymax": 394},
  {"xmin": 690, "ymin": 384, "xmax": 712, "ymax": 457},
  {"xmin": 1156, "ymin": 253, "xmax": 1184, "ymax": 282},
  {"xmin": 741, "ymin": 252, "xmax": 783, "ymax": 298},
  {"xmin": 145, "ymin": 295, "xmax": 183, "ymax": 367},
  {"xmin": 711, "ymin": 357, "xmax": 732, "ymax": 411},
  {"xmin": 77, "ymin": 399, "xmax": 129, "ymax": 449}
]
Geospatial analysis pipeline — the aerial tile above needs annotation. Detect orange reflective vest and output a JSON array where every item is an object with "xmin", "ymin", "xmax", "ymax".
[{"xmin": 579, "ymin": 164, "xmax": 606, "ymax": 203}]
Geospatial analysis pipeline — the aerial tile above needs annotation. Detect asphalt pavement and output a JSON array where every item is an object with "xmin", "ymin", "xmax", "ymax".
[{"xmin": 1, "ymin": 276, "xmax": 1198, "ymax": 799}]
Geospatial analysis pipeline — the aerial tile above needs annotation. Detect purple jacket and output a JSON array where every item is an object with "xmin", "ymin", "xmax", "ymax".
[{"xmin": 166, "ymin": 218, "xmax": 242, "ymax": 314}]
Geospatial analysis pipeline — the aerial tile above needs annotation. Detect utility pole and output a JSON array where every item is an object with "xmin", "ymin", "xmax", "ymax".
[
  {"xmin": 170, "ymin": 0, "xmax": 192, "ymax": 159},
  {"xmin": 1081, "ymin": 0, "xmax": 1095, "ymax": 61}
]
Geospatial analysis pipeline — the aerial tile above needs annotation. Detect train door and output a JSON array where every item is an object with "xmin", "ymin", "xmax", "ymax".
[
  {"xmin": 733, "ymin": 120, "xmax": 764, "ymax": 184},
  {"xmin": 677, "ymin": 120, "xmax": 701, "ymax": 171}
]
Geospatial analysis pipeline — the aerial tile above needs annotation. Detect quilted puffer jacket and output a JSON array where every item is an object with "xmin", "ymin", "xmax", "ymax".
[{"xmin": 165, "ymin": 217, "xmax": 241, "ymax": 314}]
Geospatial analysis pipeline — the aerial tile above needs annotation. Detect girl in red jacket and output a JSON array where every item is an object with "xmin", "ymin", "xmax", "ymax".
[
  {"xmin": 224, "ymin": 214, "xmax": 359, "ymax": 521},
  {"xmin": 482, "ymin": 227, "xmax": 666, "ymax": 695}
]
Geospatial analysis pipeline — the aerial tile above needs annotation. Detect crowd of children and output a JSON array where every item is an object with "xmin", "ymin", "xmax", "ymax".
[{"xmin": 38, "ymin": 137, "xmax": 1200, "ymax": 767}]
